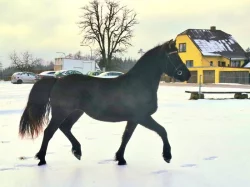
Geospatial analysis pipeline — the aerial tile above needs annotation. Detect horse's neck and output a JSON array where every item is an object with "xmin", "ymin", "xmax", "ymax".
[{"xmin": 127, "ymin": 55, "xmax": 163, "ymax": 92}]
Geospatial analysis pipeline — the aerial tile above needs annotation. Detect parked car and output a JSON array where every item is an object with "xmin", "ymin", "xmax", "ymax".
[
  {"xmin": 11, "ymin": 72, "xmax": 37, "ymax": 84},
  {"xmin": 95, "ymin": 71, "xmax": 124, "ymax": 78},
  {"xmin": 54, "ymin": 70, "xmax": 83, "ymax": 79},
  {"xmin": 86, "ymin": 70, "xmax": 103, "ymax": 77},
  {"xmin": 36, "ymin": 71, "xmax": 56, "ymax": 80}
]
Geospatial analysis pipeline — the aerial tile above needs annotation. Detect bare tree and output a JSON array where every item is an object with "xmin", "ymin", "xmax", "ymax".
[
  {"xmin": 78, "ymin": 0, "xmax": 138, "ymax": 68},
  {"xmin": 9, "ymin": 51, "xmax": 41, "ymax": 71}
]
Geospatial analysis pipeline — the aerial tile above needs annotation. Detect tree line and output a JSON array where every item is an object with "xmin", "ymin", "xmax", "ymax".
[{"xmin": 0, "ymin": 49, "xmax": 137, "ymax": 80}]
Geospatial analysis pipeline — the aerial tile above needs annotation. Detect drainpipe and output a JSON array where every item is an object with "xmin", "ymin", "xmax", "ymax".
[{"xmin": 198, "ymin": 74, "xmax": 202, "ymax": 98}]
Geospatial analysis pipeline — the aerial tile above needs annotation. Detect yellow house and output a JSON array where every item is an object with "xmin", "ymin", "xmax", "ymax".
[{"xmin": 175, "ymin": 26, "xmax": 250, "ymax": 84}]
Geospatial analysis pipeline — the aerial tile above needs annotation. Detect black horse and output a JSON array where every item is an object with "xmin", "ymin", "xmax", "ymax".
[{"xmin": 19, "ymin": 39, "xmax": 191, "ymax": 166}]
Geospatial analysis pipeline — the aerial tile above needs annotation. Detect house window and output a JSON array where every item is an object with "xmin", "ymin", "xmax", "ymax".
[
  {"xmin": 186, "ymin": 60, "xmax": 193, "ymax": 67},
  {"xmin": 210, "ymin": 61, "xmax": 213, "ymax": 66},
  {"xmin": 231, "ymin": 60, "xmax": 240, "ymax": 67},
  {"xmin": 179, "ymin": 43, "xmax": 186, "ymax": 52},
  {"xmin": 218, "ymin": 61, "xmax": 226, "ymax": 67}
]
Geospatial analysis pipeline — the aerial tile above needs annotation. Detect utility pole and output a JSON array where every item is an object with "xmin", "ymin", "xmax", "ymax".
[{"xmin": 80, "ymin": 44, "xmax": 92, "ymax": 60}]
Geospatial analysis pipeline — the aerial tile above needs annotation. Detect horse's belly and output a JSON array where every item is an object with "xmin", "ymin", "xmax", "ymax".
[
  {"xmin": 85, "ymin": 111, "xmax": 130, "ymax": 122},
  {"xmin": 83, "ymin": 104, "xmax": 134, "ymax": 122}
]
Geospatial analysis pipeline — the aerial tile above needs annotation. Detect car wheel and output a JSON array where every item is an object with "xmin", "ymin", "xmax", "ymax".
[{"xmin": 17, "ymin": 79, "xmax": 23, "ymax": 84}]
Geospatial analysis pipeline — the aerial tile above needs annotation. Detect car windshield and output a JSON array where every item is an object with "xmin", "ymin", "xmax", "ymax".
[
  {"xmin": 55, "ymin": 70, "xmax": 66, "ymax": 75},
  {"xmin": 40, "ymin": 71, "xmax": 55, "ymax": 75},
  {"xmin": 98, "ymin": 72, "xmax": 108, "ymax": 76}
]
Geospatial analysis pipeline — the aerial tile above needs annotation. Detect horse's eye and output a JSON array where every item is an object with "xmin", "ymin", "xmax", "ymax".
[{"xmin": 177, "ymin": 70, "xmax": 182, "ymax": 76}]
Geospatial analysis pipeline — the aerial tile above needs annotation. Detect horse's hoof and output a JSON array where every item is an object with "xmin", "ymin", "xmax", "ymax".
[
  {"xmin": 74, "ymin": 153, "xmax": 81, "ymax": 160},
  {"xmin": 72, "ymin": 150, "xmax": 81, "ymax": 160},
  {"xmin": 117, "ymin": 159, "xmax": 127, "ymax": 165},
  {"xmin": 38, "ymin": 160, "xmax": 46, "ymax": 166},
  {"xmin": 164, "ymin": 157, "xmax": 171, "ymax": 163}
]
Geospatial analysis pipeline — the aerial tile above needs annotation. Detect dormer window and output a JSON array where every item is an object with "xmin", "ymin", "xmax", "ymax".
[
  {"xmin": 231, "ymin": 61, "xmax": 240, "ymax": 67},
  {"xmin": 179, "ymin": 43, "xmax": 186, "ymax": 52}
]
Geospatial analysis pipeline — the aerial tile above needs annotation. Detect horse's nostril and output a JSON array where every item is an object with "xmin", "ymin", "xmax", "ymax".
[{"xmin": 177, "ymin": 70, "xmax": 182, "ymax": 76}]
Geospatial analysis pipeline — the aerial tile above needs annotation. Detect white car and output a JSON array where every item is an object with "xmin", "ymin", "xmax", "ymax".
[
  {"xmin": 36, "ymin": 71, "xmax": 56, "ymax": 80},
  {"xmin": 11, "ymin": 72, "xmax": 37, "ymax": 84},
  {"xmin": 95, "ymin": 71, "xmax": 124, "ymax": 78}
]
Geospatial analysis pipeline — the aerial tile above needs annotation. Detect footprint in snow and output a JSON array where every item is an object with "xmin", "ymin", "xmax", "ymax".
[
  {"xmin": 18, "ymin": 156, "xmax": 33, "ymax": 160},
  {"xmin": 0, "ymin": 167, "xmax": 16, "ymax": 171},
  {"xmin": 152, "ymin": 170, "xmax": 168, "ymax": 174},
  {"xmin": 1, "ymin": 141, "xmax": 10, "ymax": 143},
  {"xmin": 15, "ymin": 164, "xmax": 37, "ymax": 168},
  {"xmin": 85, "ymin": 137, "xmax": 96, "ymax": 140},
  {"xmin": 180, "ymin": 164, "xmax": 197, "ymax": 168},
  {"xmin": 98, "ymin": 159, "xmax": 114, "ymax": 164},
  {"xmin": 203, "ymin": 156, "xmax": 218, "ymax": 161}
]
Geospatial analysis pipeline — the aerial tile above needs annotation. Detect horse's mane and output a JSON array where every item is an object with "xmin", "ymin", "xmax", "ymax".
[
  {"xmin": 139, "ymin": 40, "xmax": 172, "ymax": 60},
  {"xmin": 124, "ymin": 39, "xmax": 175, "ymax": 79}
]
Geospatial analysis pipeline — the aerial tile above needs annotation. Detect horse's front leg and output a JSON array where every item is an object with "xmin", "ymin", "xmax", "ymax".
[
  {"xmin": 139, "ymin": 116, "xmax": 172, "ymax": 163},
  {"xmin": 115, "ymin": 121, "xmax": 138, "ymax": 165}
]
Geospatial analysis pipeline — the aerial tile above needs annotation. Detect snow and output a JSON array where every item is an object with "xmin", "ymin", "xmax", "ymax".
[
  {"xmin": 244, "ymin": 62, "xmax": 250, "ymax": 67},
  {"xmin": 201, "ymin": 52, "xmax": 221, "ymax": 56},
  {"xmin": 229, "ymin": 36, "xmax": 236, "ymax": 44},
  {"xmin": 1, "ymin": 81, "xmax": 250, "ymax": 187},
  {"xmin": 194, "ymin": 39, "xmax": 234, "ymax": 55}
]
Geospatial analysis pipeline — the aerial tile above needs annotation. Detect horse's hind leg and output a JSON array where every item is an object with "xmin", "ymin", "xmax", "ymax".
[
  {"xmin": 35, "ymin": 108, "xmax": 67, "ymax": 166},
  {"xmin": 115, "ymin": 121, "xmax": 137, "ymax": 165},
  {"xmin": 59, "ymin": 110, "xmax": 84, "ymax": 160}
]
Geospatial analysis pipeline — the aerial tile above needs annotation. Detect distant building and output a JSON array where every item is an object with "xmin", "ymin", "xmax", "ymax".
[{"xmin": 175, "ymin": 26, "xmax": 250, "ymax": 84}]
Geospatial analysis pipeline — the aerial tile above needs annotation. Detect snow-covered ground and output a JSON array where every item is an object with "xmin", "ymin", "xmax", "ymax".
[{"xmin": 1, "ymin": 81, "xmax": 250, "ymax": 187}]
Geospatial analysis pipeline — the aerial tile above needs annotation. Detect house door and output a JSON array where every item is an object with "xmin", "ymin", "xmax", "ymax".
[{"xmin": 203, "ymin": 70, "xmax": 215, "ymax": 83}]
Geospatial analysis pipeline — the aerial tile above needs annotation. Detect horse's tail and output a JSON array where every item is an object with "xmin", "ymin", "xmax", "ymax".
[{"xmin": 19, "ymin": 78, "xmax": 57, "ymax": 139}]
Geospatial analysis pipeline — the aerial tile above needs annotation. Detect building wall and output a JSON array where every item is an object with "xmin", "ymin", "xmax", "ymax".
[
  {"xmin": 201, "ymin": 56, "xmax": 228, "ymax": 67},
  {"xmin": 175, "ymin": 35, "xmax": 202, "ymax": 67},
  {"xmin": 54, "ymin": 65, "xmax": 62, "ymax": 71},
  {"xmin": 189, "ymin": 67, "xmax": 250, "ymax": 83}
]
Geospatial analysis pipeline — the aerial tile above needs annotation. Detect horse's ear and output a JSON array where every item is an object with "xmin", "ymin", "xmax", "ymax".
[{"xmin": 168, "ymin": 39, "xmax": 173, "ymax": 49}]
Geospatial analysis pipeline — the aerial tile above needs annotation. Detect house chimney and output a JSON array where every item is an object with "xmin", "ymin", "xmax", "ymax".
[{"xmin": 210, "ymin": 26, "xmax": 216, "ymax": 31}]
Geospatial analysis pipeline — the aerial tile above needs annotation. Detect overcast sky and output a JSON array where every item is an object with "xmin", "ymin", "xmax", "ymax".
[{"xmin": 0, "ymin": 0, "xmax": 249, "ymax": 68}]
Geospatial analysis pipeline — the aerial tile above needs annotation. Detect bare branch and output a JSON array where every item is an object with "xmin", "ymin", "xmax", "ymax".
[{"xmin": 9, "ymin": 51, "xmax": 41, "ymax": 71}]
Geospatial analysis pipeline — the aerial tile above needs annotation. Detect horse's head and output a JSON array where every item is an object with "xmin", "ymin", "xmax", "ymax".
[{"xmin": 160, "ymin": 39, "xmax": 191, "ymax": 82}]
